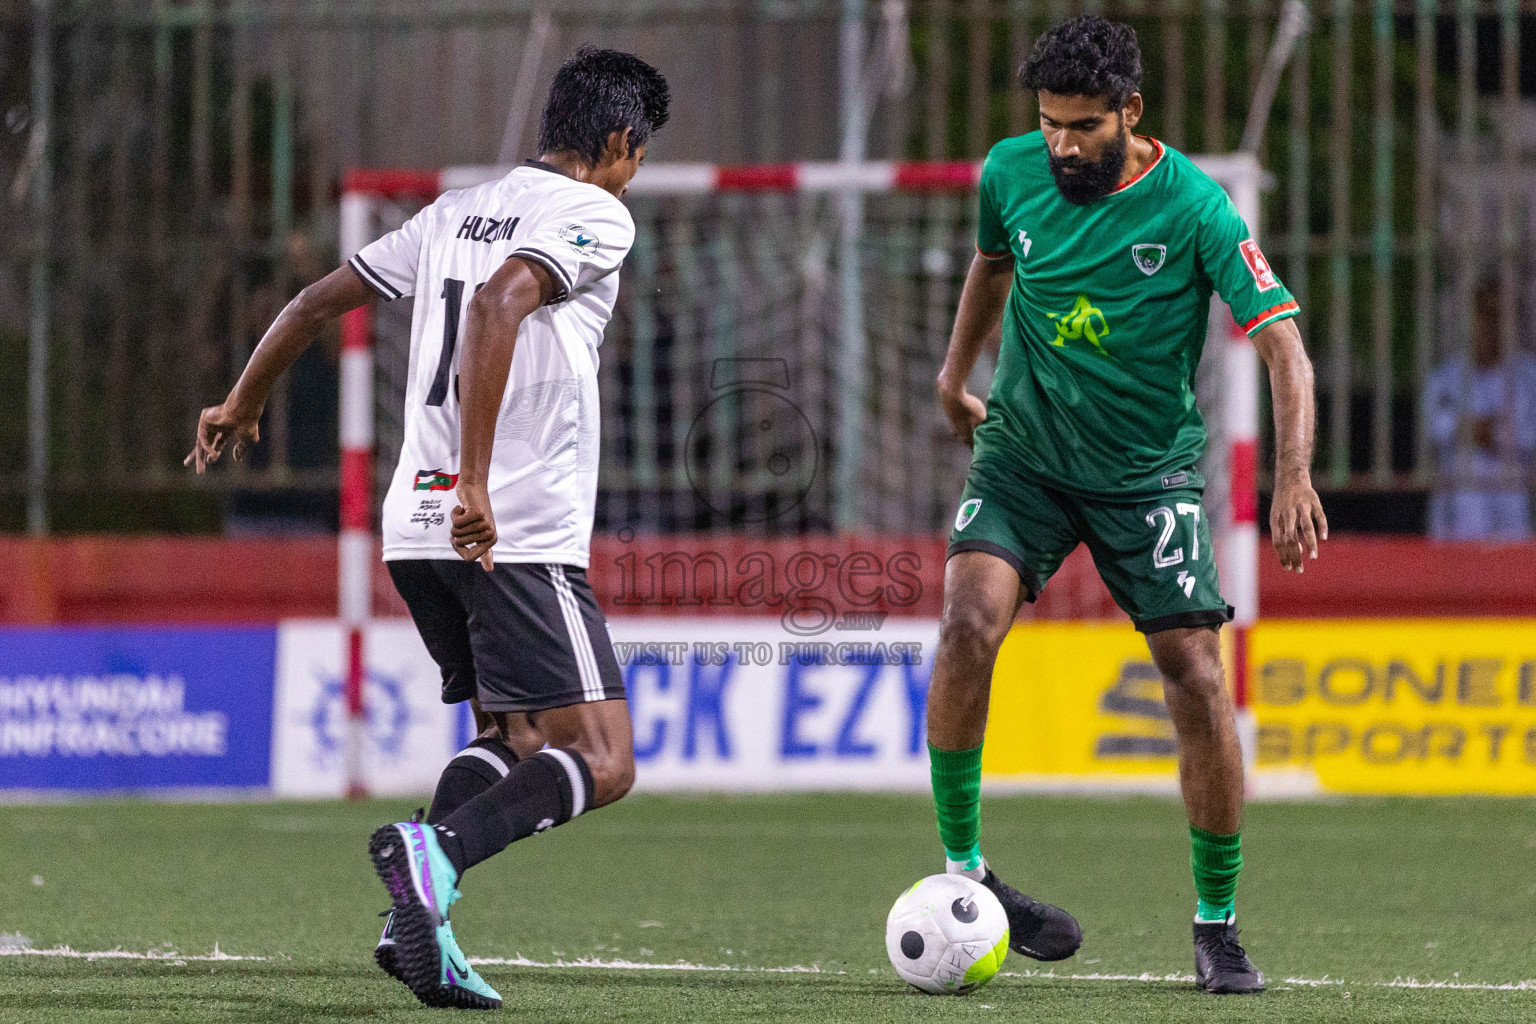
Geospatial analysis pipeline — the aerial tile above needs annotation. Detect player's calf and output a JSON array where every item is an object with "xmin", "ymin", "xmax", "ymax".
[
  {"xmin": 579, "ymin": 738, "xmax": 635, "ymax": 807},
  {"xmin": 432, "ymin": 747, "xmax": 598, "ymax": 873},
  {"xmin": 427, "ymin": 735, "xmax": 522, "ymax": 825}
]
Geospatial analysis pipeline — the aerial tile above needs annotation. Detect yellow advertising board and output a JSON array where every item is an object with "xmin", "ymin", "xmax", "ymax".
[
  {"xmin": 1251, "ymin": 619, "xmax": 1536, "ymax": 795},
  {"xmin": 983, "ymin": 619, "xmax": 1536, "ymax": 795},
  {"xmin": 983, "ymin": 623, "xmax": 1184, "ymax": 784}
]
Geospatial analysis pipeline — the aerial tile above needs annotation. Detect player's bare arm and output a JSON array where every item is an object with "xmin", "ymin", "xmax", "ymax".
[
  {"xmin": 1252, "ymin": 316, "xmax": 1327, "ymax": 573},
  {"xmin": 936, "ymin": 253, "xmax": 1012, "ymax": 447},
  {"xmin": 185, "ymin": 266, "xmax": 373, "ymax": 473},
  {"xmin": 451, "ymin": 255, "xmax": 556, "ymax": 569}
]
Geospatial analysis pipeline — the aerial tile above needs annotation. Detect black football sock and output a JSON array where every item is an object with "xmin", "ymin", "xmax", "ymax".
[
  {"xmin": 434, "ymin": 748, "xmax": 595, "ymax": 875},
  {"xmin": 426, "ymin": 736, "xmax": 521, "ymax": 824}
]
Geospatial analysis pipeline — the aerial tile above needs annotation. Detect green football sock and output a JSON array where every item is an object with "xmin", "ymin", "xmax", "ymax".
[
  {"xmin": 929, "ymin": 742, "xmax": 984, "ymax": 872},
  {"xmin": 1189, "ymin": 824, "xmax": 1242, "ymax": 922}
]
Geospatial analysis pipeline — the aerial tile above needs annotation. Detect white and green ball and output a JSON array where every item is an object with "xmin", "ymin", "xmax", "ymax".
[{"xmin": 885, "ymin": 874, "xmax": 1010, "ymax": 994}]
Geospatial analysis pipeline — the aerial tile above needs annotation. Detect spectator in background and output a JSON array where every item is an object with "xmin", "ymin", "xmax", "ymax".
[{"xmin": 1424, "ymin": 279, "xmax": 1536, "ymax": 540}]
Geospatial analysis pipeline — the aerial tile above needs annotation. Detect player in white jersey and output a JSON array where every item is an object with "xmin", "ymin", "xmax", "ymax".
[{"xmin": 187, "ymin": 48, "xmax": 669, "ymax": 1010}]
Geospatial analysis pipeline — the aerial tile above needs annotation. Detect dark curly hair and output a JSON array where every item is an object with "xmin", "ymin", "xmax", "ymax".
[
  {"xmin": 537, "ymin": 47, "xmax": 671, "ymax": 166},
  {"xmin": 1019, "ymin": 15, "xmax": 1142, "ymax": 110}
]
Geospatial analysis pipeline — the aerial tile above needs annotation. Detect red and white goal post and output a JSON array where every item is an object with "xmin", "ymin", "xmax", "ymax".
[{"xmin": 337, "ymin": 155, "xmax": 1267, "ymax": 795}]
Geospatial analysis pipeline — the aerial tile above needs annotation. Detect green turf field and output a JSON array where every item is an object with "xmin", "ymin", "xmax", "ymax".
[{"xmin": 1, "ymin": 794, "xmax": 1532, "ymax": 1023}]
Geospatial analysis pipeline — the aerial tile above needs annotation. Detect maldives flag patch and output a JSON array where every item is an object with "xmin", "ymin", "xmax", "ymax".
[
  {"xmin": 413, "ymin": 469, "xmax": 458, "ymax": 491},
  {"xmin": 1238, "ymin": 238, "xmax": 1279, "ymax": 292}
]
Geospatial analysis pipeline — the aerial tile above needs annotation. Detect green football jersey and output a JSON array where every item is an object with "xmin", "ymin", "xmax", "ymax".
[{"xmin": 972, "ymin": 132, "xmax": 1298, "ymax": 499}]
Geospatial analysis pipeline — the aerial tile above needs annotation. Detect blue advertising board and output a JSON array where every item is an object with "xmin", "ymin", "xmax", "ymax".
[
  {"xmin": 608, "ymin": 619, "xmax": 938, "ymax": 791},
  {"xmin": 0, "ymin": 627, "xmax": 277, "ymax": 791}
]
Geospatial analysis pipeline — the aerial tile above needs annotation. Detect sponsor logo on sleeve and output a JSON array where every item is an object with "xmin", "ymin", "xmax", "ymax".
[
  {"xmin": 955, "ymin": 498, "xmax": 983, "ymax": 531},
  {"xmin": 559, "ymin": 224, "xmax": 601, "ymax": 258},
  {"xmin": 1238, "ymin": 238, "xmax": 1279, "ymax": 292}
]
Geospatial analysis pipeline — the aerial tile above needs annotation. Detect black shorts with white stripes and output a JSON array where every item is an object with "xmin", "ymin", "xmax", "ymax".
[{"xmin": 386, "ymin": 559, "xmax": 625, "ymax": 714}]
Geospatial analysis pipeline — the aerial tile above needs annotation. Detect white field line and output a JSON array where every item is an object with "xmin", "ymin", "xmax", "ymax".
[
  {"xmin": 467, "ymin": 956, "xmax": 831, "ymax": 973},
  {"xmin": 0, "ymin": 943, "xmax": 265, "ymax": 963},
  {"xmin": 1375, "ymin": 977, "xmax": 1536, "ymax": 992},
  {"xmin": 1005, "ymin": 968, "xmax": 1535, "ymax": 991},
  {"xmin": 2, "ymin": 945, "xmax": 1531, "ymax": 992}
]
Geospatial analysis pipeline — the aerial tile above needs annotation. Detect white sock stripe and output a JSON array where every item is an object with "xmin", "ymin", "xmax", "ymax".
[
  {"xmin": 548, "ymin": 565, "xmax": 604, "ymax": 702},
  {"xmin": 542, "ymin": 748, "xmax": 586, "ymax": 818},
  {"xmin": 453, "ymin": 745, "xmax": 512, "ymax": 778}
]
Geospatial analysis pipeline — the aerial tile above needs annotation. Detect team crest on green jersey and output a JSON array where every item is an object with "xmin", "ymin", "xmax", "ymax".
[
  {"xmin": 955, "ymin": 498, "xmax": 982, "ymax": 531},
  {"xmin": 1131, "ymin": 244, "xmax": 1167, "ymax": 276},
  {"xmin": 1047, "ymin": 295, "xmax": 1110, "ymax": 354}
]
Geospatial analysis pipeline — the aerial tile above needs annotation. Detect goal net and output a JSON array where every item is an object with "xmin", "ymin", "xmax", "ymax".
[
  {"xmin": 335, "ymin": 156, "xmax": 1266, "ymax": 792},
  {"xmin": 340, "ymin": 156, "xmax": 1262, "ymax": 613}
]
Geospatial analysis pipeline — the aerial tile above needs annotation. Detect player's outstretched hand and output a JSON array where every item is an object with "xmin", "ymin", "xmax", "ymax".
[
  {"xmin": 184, "ymin": 402, "xmax": 261, "ymax": 474},
  {"xmin": 938, "ymin": 382, "xmax": 988, "ymax": 449},
  {"xmin": 452, "ymin": 482, "xmax": 497, "ymax": 571},
  {"xmin": 1270, "ymin": 470, "xmax": 1328, "ymax": 573}
]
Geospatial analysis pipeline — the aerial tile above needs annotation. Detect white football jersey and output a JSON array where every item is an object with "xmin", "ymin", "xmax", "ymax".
[{"xmin": 349, "ymin": 161, "xmax": 634, "ymax": 568}]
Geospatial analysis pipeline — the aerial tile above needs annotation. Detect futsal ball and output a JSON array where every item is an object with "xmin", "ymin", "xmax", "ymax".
[{"xmin": 885, "ymin": 874, "xmax": 1009, "ymax": 994}]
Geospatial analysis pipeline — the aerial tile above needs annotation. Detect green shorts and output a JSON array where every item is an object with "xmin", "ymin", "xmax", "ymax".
[{"xmin": 947, "ymin": 455, "xmax": 1233, "ymax": 634}]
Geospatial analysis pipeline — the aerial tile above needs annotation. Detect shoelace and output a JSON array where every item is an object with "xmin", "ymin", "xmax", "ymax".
[{"xmin": 1204, "ymin": 929, "xmax": 1251, "ymax": 974}]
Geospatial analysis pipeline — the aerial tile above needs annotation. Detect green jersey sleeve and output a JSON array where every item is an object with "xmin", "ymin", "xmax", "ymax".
[
  {"xmin": 1196, "ymin": 192, "xmax": 1299, "ymax": 336},
  {"xmin": 975, "ymin": 158, "xmax": 1012, "ymax": 260}
]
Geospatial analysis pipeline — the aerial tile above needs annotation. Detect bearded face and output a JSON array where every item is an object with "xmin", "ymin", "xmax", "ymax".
[
  {"xmin": 1036, "ymin": 90, "xmax": 1138, "ymax": 206},
  {"xmin": 1047, "ymin": 123, "xmax": 1128, "ymax": 205}
]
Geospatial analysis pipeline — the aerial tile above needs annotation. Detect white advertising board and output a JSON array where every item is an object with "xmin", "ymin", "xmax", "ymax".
[
  {"xmin": 615, "ymin": 618, "xmax": 937, "ymax": 791},
  {"xmin": 272, "ymin": 618, "xmax": 939, "ymax": 795},
  {"xmin": 271, "ymin": 620, "xmax": 469, "ymax": 797}
]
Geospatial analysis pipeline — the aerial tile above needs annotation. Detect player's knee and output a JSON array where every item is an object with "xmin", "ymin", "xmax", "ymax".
[
  {"xmin": 1161, "ymin": 662, "xmax": 1228, "ymax": 732},
  {"xmin": 938, "ymin": 601, "xmax": 1010, "ymax": 668},
  {"xmin": 1164, "ymin": 659, "xmax": 1223, "ymax": 699}
]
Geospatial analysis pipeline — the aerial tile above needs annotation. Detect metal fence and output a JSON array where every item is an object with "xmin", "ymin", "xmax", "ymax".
[{"xmin": 2, "ymin": 0, "xmax": 1535, "ymax": 533}]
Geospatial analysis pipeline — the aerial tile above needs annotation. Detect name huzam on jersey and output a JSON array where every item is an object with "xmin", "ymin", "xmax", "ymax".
[{"xmin": 348, "ymin": 160, "xmax": 636, "ymax": 568}]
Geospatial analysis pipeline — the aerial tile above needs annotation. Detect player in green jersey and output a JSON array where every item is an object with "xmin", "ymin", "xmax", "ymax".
[{"xmin": 925, "ymin": 16, "xmax": 1327, "ymax": 994}]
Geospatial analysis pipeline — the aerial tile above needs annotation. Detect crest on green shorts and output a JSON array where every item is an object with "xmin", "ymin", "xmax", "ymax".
[
  {"xmin": 1131, "ymin": 243, "xmax": 1167, "ymax": 276},
  {"xmin": 955, "ymin": 498, "xmax": 982, "ymax": 531}
]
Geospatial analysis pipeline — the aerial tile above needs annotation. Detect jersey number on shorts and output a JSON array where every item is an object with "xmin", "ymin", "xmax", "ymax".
[{"xmin": 1146, "ymin": 503, "xmax": 1201, "ymax": 568}]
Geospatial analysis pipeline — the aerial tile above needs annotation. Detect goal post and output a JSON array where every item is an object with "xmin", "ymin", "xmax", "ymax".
[
  {"xmin": 336, "ymin": 156, "xmax": 1267, "ymax": 789},
  {"xmin": 1194, "ymin": 152, "xmax": 1265, "ymax": 766}
]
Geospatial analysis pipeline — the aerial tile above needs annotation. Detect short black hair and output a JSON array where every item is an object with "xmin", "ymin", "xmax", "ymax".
[
  {"xmin": 536, "ymin": 47, "xmax": 670, "ymax": 166},
  {"xmin": 1020, "ymin": 15, "xmax": 1142, "ymax": 110}
]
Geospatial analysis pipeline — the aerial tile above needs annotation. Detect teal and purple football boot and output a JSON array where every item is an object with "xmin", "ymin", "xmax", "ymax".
[{"xmin": 369, "ymin": 821, "xmax": 502, "ymax": 1010}]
